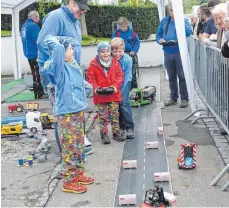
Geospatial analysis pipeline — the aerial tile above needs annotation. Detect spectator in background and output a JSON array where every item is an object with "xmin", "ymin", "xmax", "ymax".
[
  {"xmin": 198, "ymin": 7, "xmax": 212, "ymax": 39},
  {"xmin": 21, "ymin": 11, "xmax": 47, "ymax": 99},
  {"xmin": 196, "ymin": 5, "xmax": 207, "ymax": 37},
  {"xmin": 156, "ymin": 2, "xmax": 192, "ymax": 108},
  {"xmin": 201, "ymin": 0, "xmax": 221, "ymax": 42},
  {"xmin": 211, "ymin": 3, "xmax": 229, "ymax": 48},
  {"xmin": 222, "ymin": 16, "xmax": 229, "ymax": 57},
  {"xmin": 220, "ymin": 1, "xmax": 229, "ymax": 57},
  {"xmin": 111, "ymin": 17, "xmax": 140, "ymax": 90},
  {"xmin": 191, "ymin": 16, "xmax": 198, "ymax": 35}
]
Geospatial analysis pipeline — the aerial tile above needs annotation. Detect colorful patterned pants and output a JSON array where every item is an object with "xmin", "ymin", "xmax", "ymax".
[
  {"xmin": 56, "ymin": 111, "xmax": 84, "ymax": 183},
  {"xmin": 97, "ymin": 102, "xmax": 120, "ymax": 135}
]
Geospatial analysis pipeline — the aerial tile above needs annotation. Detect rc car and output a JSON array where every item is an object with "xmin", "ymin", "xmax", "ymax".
[
  {"xmin": 140, "ymin": 186, "xmax": 169, "ymax": 208},
  {"xmin": 129, "ymin": 86, "xmax": 156, "ymax": 107}
]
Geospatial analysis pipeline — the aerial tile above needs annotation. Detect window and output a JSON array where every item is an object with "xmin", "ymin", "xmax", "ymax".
[{"xmin": 34, "ymin": 118, "xmax": 39, "ymax": 123}]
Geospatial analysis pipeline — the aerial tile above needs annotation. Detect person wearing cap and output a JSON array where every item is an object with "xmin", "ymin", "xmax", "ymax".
[
  {"xmin": 201, "ymin": 0, "xmax": 221, "ymax": 42},
  {"xmin": 43, "ymin": 35, "xmax": 94, "ymax": 194},
  {"xmin": 87, "ymin": 42, "xmax": 124, "ymax": 144},
  {"xmin": 37, "ymin": 0, "xmax": 93, "ymax": 156},
  {"xmin": 21, "ymin": 11, "xmax": 47, "ymax": 99}
]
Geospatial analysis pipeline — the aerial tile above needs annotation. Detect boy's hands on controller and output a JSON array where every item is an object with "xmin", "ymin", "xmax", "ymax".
[
  {"xmin": 95, "ymin": 88, "xmax": 99, "ymax": 94},
  {"xmin": 111, "ymin": 86, "xmax": 117, "ymax": 93}
]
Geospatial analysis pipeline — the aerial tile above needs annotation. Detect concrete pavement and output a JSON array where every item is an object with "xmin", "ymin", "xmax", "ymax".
[
  {"xmin": 160, "ymin": 69, "xmax": 229, "ymax": 207},
  {"xmin": 1, "ymin": 68, "xmax": 229, "ymax": 207}
]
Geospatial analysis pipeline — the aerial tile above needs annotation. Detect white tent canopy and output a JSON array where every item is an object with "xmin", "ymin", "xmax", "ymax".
[{"xmin": 1, "ymin": 0, "xmax": 38, "ymax": 80}]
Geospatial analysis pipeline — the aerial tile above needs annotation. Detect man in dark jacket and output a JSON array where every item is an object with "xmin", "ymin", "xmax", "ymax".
[
  {"xmin": 21, "ymin": 11, "xmax": 47, "ymax": 99},
  {"xmin": 201, "ymin": 0, "xmax": 220, "ymax": 42}
]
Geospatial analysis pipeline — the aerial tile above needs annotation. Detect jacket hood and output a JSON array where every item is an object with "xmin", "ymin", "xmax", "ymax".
[{"xmin": 90, "ymin": 57, "xmax": 119, "ymax": 69}]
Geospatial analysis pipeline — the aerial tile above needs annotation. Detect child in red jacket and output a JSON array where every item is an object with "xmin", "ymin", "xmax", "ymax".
[{"xmin": 87, "ymin": 42, "xmax": 124, "ymax": 144}]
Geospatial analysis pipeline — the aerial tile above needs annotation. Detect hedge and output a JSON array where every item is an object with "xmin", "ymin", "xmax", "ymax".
[
  {"xmin": 1, "ymin": 14, "xmax": 12, "ymax": 31},
  {"xmin": 86, "ymin": 5, "xmax": 159, "ymax": 40},
  {"xmin": 1, "ymin": 3, "xmax": 159, "ymax": 40}
]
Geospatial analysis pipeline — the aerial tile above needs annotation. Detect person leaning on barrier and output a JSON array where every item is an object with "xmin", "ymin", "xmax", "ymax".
[
  {"xmin": 221, "ymin": 17, "xmax": 229, "ymax": 58},
  {"xmin": 211, "ymin": 3, "xmax": 229, "ymax": 49},
  {"xmin": 222, "ymin": 1, "xmax": 229, "ymax": 57},
  {"xmin": 196, "ymin": 5, "xmax": 208, "ymax": 38},
  {"xmin": 201, "ymin": 0, "xmax": 220, "ymax": 43},
  {"xmin": 156, "ymin": 2, "xmax": 192, "ymax": 108},
  {"xmin": 198, "ymin": 6, "xmax": 212, "ymax": 40}
]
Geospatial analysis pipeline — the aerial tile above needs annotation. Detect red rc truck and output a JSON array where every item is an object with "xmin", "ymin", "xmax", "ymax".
[{"xmin": 8, "ymin": 103, "xmax": 24, "ymax": 113}]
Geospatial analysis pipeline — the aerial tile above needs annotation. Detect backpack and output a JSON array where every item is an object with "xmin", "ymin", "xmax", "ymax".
[{"xmin": 116, "ymin": 30, "xmax": 136, "ymax": 41}]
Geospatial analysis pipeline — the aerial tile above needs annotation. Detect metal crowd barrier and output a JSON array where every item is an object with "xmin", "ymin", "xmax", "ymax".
[
  {"xmin": 188, "ymin": 36, "xmax": 229, "ymax": 191},
  {"xmin": 188, "ymin": 36, "xmax": 229, "ymax": 135}
]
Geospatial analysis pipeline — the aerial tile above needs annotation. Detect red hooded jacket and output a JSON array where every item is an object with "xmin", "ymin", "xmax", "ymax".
[{"xmin": 87, "ymin": 57, "xmax": 124, "ymax": 104}]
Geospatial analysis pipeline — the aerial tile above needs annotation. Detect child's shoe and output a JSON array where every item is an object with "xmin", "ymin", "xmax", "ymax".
[
  {"xmin": 126, "ymin": 129, "xmax": 135, "ymax": 139},
  {"xmin": 77, "ymin": 171, "xmax": 95, "ymax": 185},
  {"xmin": 62, "ymin": 182, "xmax": 87, "ymax": 194},
  {"xmin": 113, "ymin": 133, "xmax": 125, "ymax": 142},
  {"xmin": 101, "ymin": 133, "xmax": 110, "ymax": 144}
]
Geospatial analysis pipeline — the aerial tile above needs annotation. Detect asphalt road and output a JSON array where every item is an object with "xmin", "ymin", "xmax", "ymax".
[
  {"xmin": 114, "ymin": 67, "xmax": 172, "ymax": 206},
  {"xmin": 114, "ymin": 103, "xmax": 172, "ymax": 207}
]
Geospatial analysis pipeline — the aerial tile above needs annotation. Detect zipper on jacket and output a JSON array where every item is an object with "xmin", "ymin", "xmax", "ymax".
[{"xmin": 72, "ymin": 85, "xmax": 76, "ymax": 104}]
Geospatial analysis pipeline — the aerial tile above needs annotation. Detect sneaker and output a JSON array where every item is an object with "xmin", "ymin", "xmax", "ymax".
[
  {"xmin": 165, "ymin": 99, "xmax": 177, "ymax": 106},
  {"xmin": 101, "ymin": 133, "xmax": 110, "ymax": 144},
  {"xmin": 84, "ymin": 135, "xmax": 91, "ymax": 147},
  {"xmin": 84, "ymin": 145, "xmax": 94, "ymax": 155},
  {"xmin": 76, "ymin": 172, "xmax": 95, "ymax": 185},
  {"xmin": 120, "ymin": 129, "xmax": 126, "ymax": 140},
  {"xmin": 113, "ymin": 133, "xmax": 125, "ymax": 142},
  {"xmin": 62, "ymin": 182, "xmax": 87, "ymax": 194},
  {"xmin": 180, "ymin": 100, "xmax": 189, "ymax": 108},
  {"xmin": 38, "ymin": 94, "xmax": 49, "ymax": 99},
  {"xmin": 126, "ymin": 129, "xmax": 135, "ymax": 139}
]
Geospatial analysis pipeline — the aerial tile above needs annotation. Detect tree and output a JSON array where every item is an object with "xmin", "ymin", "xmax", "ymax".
[
  {"xmin": 38, "ymin": 0, "xmax": 59, "ymax": 17},
  {"xmin": 183, "ymin": 0, "xmax": 200, "ymax": 14},
  {"xmin": 80, "ymin": 14, "xmax": 88, "ymax": 35}
]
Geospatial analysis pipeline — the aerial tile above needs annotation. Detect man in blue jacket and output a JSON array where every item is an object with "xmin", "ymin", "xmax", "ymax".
[
  {"xmin": 111, "ymin": 17, "xmax": 140, "ymax": 89},
  {"xmin": 156, "ymin": 3, "xmax": 192, "ymax": 108},
  {"xmin": 37, "ymin": 0, "xmax": 93, "ymax": 156},
  {"xmin": 21, "ymin": 11, "xmax": 46, "ymax": 99}
]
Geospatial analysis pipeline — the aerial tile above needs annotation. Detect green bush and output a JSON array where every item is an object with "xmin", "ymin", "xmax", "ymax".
[{"xmin": 85, "ymin": 5, "xmax": 159, "ymax": 40}]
